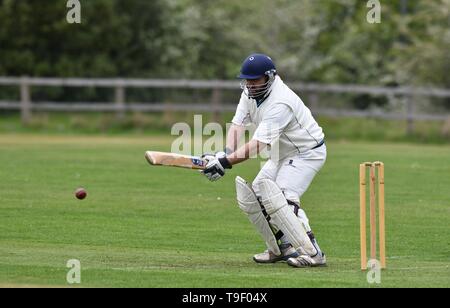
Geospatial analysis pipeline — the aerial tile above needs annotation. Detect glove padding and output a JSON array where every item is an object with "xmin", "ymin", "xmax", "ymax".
[
  {"xmin": 201, "ymin": 155, "xmax": 232, "ymax": 182},
  {"xmin": 202, "ymin": 158, "xmax": 226, "ymax": 182}
]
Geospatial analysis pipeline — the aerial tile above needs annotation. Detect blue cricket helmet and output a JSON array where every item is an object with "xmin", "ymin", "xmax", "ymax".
[
  {"xmin": 238, "ymin": 53, "xmax": 277, "ymax": 80},
  {"xmin": 238, "ymin": 54, "xmax": 277, "ymax": 101}
]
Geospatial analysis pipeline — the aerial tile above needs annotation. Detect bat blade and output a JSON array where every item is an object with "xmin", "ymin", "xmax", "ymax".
[{"xmin": 145, "ymin": 151, "xmax": 207, "ymax": 170}]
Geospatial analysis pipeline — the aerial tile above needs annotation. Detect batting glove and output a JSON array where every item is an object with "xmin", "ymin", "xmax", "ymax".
[{"xmin": 202, "ymin": 157, "xmax": 232, "ymax": 182}]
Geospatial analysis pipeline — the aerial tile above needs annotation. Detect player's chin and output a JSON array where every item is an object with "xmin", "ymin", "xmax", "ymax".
[
  {"xmin": 248, "ymin": 88, "xmax": 264, "ymax": 97},
  {"xmin": 248, "ymin": 91, "xmax": 259, "ymax": 98}
]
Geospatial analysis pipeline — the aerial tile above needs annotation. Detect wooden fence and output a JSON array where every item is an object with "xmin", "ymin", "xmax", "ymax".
[{"xmin": 1, "ymin": 76, "xmax": 449, "ymax": 134}]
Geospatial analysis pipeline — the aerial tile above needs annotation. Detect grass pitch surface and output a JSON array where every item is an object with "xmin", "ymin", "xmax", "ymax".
[{"xmin": 0, "ymin": 134, "xmax": 449, "ymax": 288}]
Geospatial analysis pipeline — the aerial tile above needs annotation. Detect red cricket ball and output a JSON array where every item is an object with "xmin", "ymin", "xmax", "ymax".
[{"xmin": 75, "ymin": 188, "xmax": 87, "ymax": 200}]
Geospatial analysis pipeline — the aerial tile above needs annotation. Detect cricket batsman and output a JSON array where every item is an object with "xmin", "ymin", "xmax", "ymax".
[{"xmin": 202, "ymin": 53, "xmax": 327, "ymax": 268}]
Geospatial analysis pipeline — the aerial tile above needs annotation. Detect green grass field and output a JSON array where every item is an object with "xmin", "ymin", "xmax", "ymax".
[{"xmin": 0, "ymin": 134, "xmax": 449, "ymax": 288}]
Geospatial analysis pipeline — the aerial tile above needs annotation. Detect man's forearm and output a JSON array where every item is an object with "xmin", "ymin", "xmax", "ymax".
[
  {"xmin": 225, "ymin": 139, "xmax": 266, "ymax": 166},
  {"xmin": 225, "ymin": 124, "xmax": 246, "ymax": 154}
]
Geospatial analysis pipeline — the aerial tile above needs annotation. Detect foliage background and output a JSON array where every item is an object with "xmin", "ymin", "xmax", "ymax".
[
  {"xmin": 0, "ymin": 1, "xmax": 448, "ymax": 128},
  {"xmin": 0, "ymin": 1, "xmax": 448, "ymax": 84}
]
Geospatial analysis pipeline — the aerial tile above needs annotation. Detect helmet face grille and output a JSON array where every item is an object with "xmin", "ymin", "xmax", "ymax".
[{"xmin": 240, "ymin": 72, "xmax": 276, "ymax": 100}]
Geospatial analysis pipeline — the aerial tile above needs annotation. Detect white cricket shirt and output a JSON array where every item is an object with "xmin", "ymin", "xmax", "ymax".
[{"xmin": 232, "ymin": 76, "xmax": 325, "ymax": 161}]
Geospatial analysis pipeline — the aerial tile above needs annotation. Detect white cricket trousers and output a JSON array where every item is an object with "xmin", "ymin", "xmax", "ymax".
[{"xmin": 252, "ymin": 144, "xmax": 327, "ymax": 234}]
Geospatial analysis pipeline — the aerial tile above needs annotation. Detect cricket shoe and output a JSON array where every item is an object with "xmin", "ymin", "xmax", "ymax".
[
  {"xmin": 253, "ymin": 245, "xmax": 299, "ymax": 264},
  {"xmin": 286, "ymin": 252, "xmax": 327, "ymax": 268}
]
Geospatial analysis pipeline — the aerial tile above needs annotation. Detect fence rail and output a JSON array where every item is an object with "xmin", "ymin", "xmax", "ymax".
[
  {"xmin": 1, "ymin": 77, "xmax": 449, "ymax": 133},
  {"xmin": 1, "ymin": 77, "xmax": 450, "ymax": 96}
]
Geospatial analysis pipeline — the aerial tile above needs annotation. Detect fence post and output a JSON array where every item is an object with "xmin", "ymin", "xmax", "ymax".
[
  {"xmin": 20, "ymin": 76, "xmax": 32, "ymax": 124},
  {"xmin": 211, "ymin": 88, "xmax": 222, "ymax": 123},
  {"xmin": 406, "ymin": 97, "xmax": 415, "ymax": 135},
  {"xmin": 115, "ymin": 80, "xmax": 126, "ymax": 119}
]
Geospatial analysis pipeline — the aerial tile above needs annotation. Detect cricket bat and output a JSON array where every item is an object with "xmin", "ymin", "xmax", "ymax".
[{"xmin": 145, "ymin": 151, "xmax": 207, "ymax": 170}]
